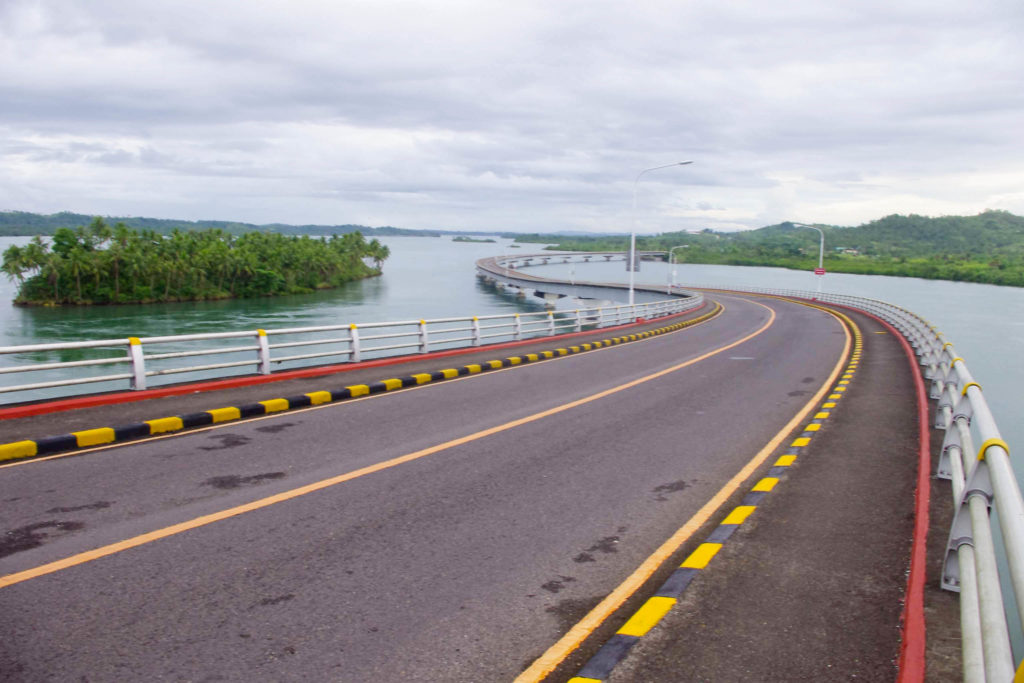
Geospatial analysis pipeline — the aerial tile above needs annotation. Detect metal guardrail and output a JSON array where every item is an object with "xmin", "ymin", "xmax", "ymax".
[
  {"xmin": 0, "ymin": 294, "xmax": 704, "ymax": 403},
  {"xmin": 670, "ymin": 283, "xmax": 1021, "ymax": 682}
]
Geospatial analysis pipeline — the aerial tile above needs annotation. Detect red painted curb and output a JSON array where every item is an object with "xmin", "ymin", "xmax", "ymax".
[{"xmin": 0, "ymin": 304, "xmax": 708, "ymax": 420}]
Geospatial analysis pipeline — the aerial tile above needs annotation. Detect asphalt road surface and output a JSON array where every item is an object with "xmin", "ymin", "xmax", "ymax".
[{"xmin": 0, "ymin": 294, "xmax": 848, "ymax": 681}]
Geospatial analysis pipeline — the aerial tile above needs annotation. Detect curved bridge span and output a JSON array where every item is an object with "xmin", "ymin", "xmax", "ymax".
[{"xmin": 0, "ymin": 253, "xmax": 1011, "ymax": 681}]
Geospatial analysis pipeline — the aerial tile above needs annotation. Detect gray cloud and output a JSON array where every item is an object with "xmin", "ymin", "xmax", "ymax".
[{"xmin": 1, "ymin": 0, "xmax": 1022, "ymax": 232}]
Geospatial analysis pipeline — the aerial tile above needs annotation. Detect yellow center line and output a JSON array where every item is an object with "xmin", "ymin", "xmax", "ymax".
[
  {"xmin": 0, "ymin": 300, "xmax": 762, "ymax": 590},
  {"xmin": 514, "ymin": 296, "xmax": 852, "ymax": 683}
]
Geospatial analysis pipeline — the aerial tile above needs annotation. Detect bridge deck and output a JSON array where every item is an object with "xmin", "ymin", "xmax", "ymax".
[{"xmin": 0, "ymin": 296, "xmax": 961, "ymax": 681}]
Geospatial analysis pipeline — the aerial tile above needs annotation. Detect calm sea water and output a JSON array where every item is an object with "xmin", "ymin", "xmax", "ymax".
[{"xmin": 1, "ymin": 235, "xmax": 1019, "ymax": 451}]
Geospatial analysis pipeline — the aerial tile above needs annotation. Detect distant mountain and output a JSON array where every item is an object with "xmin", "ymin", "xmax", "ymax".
[
  {"xmin": 0, "ymin": 211, "xmax": 446, "ymax": 237},
  {"xmin": 514, "ymin": 210, "xmax": 1024, "ymax": 287}
]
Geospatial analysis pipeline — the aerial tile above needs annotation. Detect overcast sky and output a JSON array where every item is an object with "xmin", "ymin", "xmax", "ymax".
[{"xmin": 1, "ymin": 1, "xmax": 1022, "ymax": 234}]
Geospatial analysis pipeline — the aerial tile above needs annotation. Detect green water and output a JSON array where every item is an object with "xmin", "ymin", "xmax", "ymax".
[{"xmin": 0, "ymin": 235, "xmax": 544, "ymax": 347}]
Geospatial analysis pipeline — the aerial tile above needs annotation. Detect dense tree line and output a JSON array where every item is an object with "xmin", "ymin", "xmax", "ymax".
[
  {"xmin": 0, "ymin": 210, "xmax": 436, "ymax": 237},
  {"xmin": 1, "ymin": 218, "xmax": 390, "ymax": 305},
  {"xmin": 514, "ymin": 210, "xmax": 1024, "ymax": 287}
]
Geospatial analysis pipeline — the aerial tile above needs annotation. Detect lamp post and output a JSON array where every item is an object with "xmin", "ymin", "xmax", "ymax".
[
  {"xmin": 630, "ymin": 161, "xmax": 693, "ymax": 305},
  {"xmin": 666, "ymin": 244, "xmax": 687, "ymax": 294},
  {"xmin": 792, "ymin": 222, "xmax": 825, "ymax": 297}
]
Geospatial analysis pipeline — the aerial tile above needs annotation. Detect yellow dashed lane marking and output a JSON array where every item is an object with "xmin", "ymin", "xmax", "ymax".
[
  {"xmin": 814, "ymin": 412, "xmax": 830, "ymax": 419},
  {"xmin": 73, "ymin": 428, "xmax": 115, "ymax": 448},
  {"xmin": 805, "ymin": 423, "xmax": 821, "ymax": 432},
  {"xmin": 260, "ymin": 398, "xmax": 290, "ymax": 413},
  {"xmin": 0, "ymin": 441, "xmax": 37, "ymax": 461},
  {"xmin": 207, "ymin": 407, "xmax": 241, "ymax": 422},
  {"xmin": 752, "ymin": 477, "xmax": 779, "ymax": 492},
  {"xmin": 146, "ymin": 417, "xmax": 184, "ymax": 434},
  {"xmin": 722, "ymin": 505, "xmax": 756, "ymax": 525},
  {"xmin": 792, "ymin": 437, "xmax": 811, "ymax": 447},
  {"xmin": 306, "ymin": 391, "xmax": 332, "ymax": 405},
  {"xmin": 617, "ymin": 596, "xmax": 677, "ymax": 637},
  {"xmin": 774, "ymin": 454, "xmax": 797, "ymax": 467},
  {"xmin": 681, "ymin": 543, "xmax": 723, "ymax": 569}
]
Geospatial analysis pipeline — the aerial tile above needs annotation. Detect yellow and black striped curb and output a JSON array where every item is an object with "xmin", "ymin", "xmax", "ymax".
[
  {"xmin": 0, "ymin": 304, "xmax": 723, "ymax": 463},
  {"xmin": 568, "ymin": 307, "xmax": 863, "ymax": 682}
]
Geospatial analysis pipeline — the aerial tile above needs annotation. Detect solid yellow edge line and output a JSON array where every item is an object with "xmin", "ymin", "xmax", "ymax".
[{"xmin": 514, "ymin": 298, "xmax": 852, "ymax": 683}]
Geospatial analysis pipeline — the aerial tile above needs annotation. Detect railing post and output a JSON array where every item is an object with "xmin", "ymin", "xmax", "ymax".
[
  {"xmin": 575, "ymin": 309, "xmax": 582, "ymax": 332},
  {"xmin": 256, "ymin": 329, "xmax": 271, "ymax": 374},
  {"xmin": 418, "ymin": 320, "xmax": 430, "ymax": 353},
  {"xmin": 548, "ymin": 311, "xmax": 555, "ymax": 336},
  {"xmin": 472, "ymin": 317, "xmax": 481, "ymax": 346},
  {"xmin": 128, "ymin": 337, "xmax": 146, "ymax": 390},
  {"xmin": 350, "ymin": 324, "xmax": 361, "ymax": 362},
  {"xmin": 514, "ymin": 314, "xmax": 522, "ymax": 340}
]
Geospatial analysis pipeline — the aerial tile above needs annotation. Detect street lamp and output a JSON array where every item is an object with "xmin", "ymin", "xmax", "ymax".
[
  {"xmin": 630, "ymin": 161, "xmax": 693, "ymax": 305},
  {"xmin": 792, "ymin": 222, "xmax": 825, "ymax": 297},
  {"xmin": 666, "ymin": 244, "xmax": 687, "ymax": 294}
]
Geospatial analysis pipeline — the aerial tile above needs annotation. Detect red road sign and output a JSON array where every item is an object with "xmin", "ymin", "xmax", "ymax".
[{"xmin": 814, "ymin": 267, "xmax": 826, "ymax": 275}]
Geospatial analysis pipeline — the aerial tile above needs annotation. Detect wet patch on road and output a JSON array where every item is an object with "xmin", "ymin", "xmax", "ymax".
[
  {"xmin": 198, "ymin": 434, "xmax": 252, "ymax": 451},
  {"xmin": 45, "ymin": 501, "xmax": 112, "ymax": 514},
  {"xmin": 652, "ymin": 480, "xmax": 690, "ymax": 501},
  {"xmin": 574, "ymin": 535, "xmax": 621, "ymax": 563},
  {"xmin": 203, "ymin": 472, "xmax": 286, "ymax": 489},
  {"xmin": 542, "ymin": 575, "xmax": 577, "ymax": 593},
  {"xmin": 255, "ymin": 422, "xmax": 299, "ymax": 435},
  {"xmin": 543, "ymin": 595, "xmax": 605, "ymax": 633},
  {"xmin": 256, "ymin": 593, "xmax": 295, "ymax": 607},
  {"xmin": 1, "ymin": 520, "xmax": 85, "ymax": 558},
  {"xmin": 801, "ymin": 376, "xmax": 815, "ymax": 383}
]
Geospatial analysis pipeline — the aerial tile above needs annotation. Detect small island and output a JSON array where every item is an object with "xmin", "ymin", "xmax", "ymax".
[
  {"xmin": 452, "ymin": 236, "xmax": 496, "ymax": 243},
  {"xmin": 1, "ymin": 218, "xmax": 390, "ymax": 305}
]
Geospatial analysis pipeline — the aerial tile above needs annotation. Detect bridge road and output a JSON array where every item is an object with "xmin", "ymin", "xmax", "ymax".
[{"xmin": 0, "ymin": 295, "xmax": 896, "ymax": 681}]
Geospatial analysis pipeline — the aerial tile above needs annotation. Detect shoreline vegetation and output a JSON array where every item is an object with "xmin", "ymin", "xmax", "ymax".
[
  {"xmin": 452, "ymin": 236, "xmax": 496, "ymax": 243},
  {"xmin": 1, "ymin": 218, "xmax": 389, "ymax": 306},
  {"xmin": 513, "ymin": 210, "xmax": 1024, "ymax": 288}
]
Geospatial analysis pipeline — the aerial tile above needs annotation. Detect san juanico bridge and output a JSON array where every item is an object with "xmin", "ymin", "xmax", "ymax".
[{"xmin": 0, "ymin": 242, "xmax": 1021, "ymax": 682}]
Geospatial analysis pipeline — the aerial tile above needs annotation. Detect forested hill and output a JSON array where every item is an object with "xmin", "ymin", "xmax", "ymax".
[
  {"xmin": 514, "ymin": 210, "xmax": 1024, "ymax": 287},
  {"xmin": 0, "ymin": 211, "xmax": 439, "ymax": 237}
]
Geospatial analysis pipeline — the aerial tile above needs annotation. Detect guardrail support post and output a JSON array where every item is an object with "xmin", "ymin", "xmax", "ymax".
[
  {"xmin": 514, "ymin": 314, "xmax": 522, "ymax": 340},
  {"xmin": 547, "ymin": 311, "xmax": 555, "ymax": 336},
  {"xmin": 128, "ymin": 337, "xmax": 146, "ymax": 390},
  {"xmin": 256, "ymin": 329, "xmax": 271, "ymax": 374},
  {"xmin": 575, "ymin": 309, "xmax": 582, "ymax": 332},
  {"xmin": 472, "ymin": 317, "xmax": 481, "ymax": 346},
  {"xmin": 350, "ymin": 324, "xmax": 361, "ymax": 362},
  {"xmin": 418, "ymin": 320, "xmax": 430, "ymax": 353}
]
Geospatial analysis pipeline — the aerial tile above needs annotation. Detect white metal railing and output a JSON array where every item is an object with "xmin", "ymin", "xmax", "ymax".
[
  {"xmin": 0, "ymin": 294, "xmax": 704, "ymax": 404},
  {"xmin": 672, "ymin": 282, "xmax": 1021, "ymax": 682}
]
